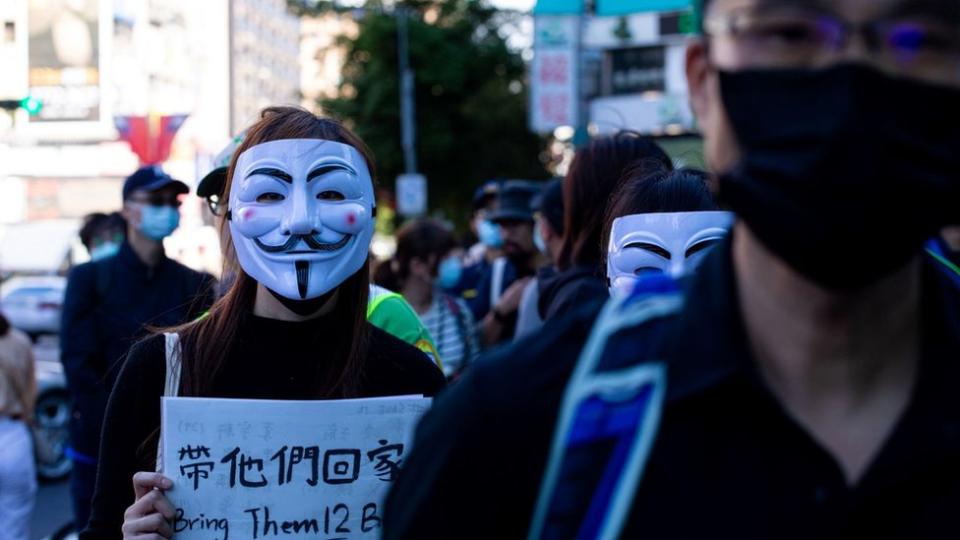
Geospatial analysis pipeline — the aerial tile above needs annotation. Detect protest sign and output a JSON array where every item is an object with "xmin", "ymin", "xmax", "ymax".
[{"xmin": 160, "ymin": 395, "xmax": 431, "ymax": 540}]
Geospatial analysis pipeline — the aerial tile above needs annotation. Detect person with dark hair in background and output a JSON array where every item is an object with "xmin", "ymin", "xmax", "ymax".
[
  {"xmin": 602, "ymin": 166, "xmax": 732, "ymax": 296},
  {"xmin": 0, "ymin": 312, "xmax": 37, "ymax": 540},
  {"xmin": 475, "ymin": 181, "xmax": 547, "ymax": 346},
  {"xmin": 515, "ymin": 179, "xmax": 564, "ymax": 340},
  {"xmin": 79, "ymin": 212, "xmax": 127, "ymax": 262},
  {"xmin": 376, "ymin": 218, "xmax": 479, "ymax": 377},
  {"xmin": 384, "ymin": 0, "xmax": 960, "ymax": 537},
  {"xmin": 84, "ymin": 107, "xmax": 445, "ymax": 540},
  {"xmin": 61, "ymin": 166, "xmax": 217, "ymax": 533},
  {"xmin": 539, "ymin": 132, "xmax": 673, "ymax": 321}
]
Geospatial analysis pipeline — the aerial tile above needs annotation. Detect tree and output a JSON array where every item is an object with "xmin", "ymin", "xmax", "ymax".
[{"xmin": 290, "ymin": 0, "xmax": 549, "ymax": 228}]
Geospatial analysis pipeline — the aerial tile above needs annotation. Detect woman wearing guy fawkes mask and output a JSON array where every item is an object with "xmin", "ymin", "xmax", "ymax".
[
  {"xmin": 602, "ymin": 165, "xmax": 732, "ymax": 297},
  {"xmin": 81, "ymin": 107, "xmax": 445, "ymax": 540}
]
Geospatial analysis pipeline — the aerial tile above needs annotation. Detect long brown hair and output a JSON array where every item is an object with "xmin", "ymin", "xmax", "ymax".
[
  {"xmin": 174, "ymin": 107, "xmax": 375, "ymax": 399},
  {"xmin": 557, "ymin": 132, "xmax": 672, "ymax": 272}
]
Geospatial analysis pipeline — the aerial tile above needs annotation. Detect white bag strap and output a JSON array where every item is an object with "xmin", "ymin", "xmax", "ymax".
[
  {"xmin": 157, "ymin": 332, "xmax": 183, "ymax": 471},
  {"xmin": 163, "ymin": 332, "xmax": 183, "ymax": 398}
]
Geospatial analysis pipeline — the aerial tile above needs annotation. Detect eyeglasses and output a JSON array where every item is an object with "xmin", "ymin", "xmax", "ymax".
[
  {"xmin": 704, "ymin": 4, "xmax": 960, "ymax": 80},
  {"xmin": 127, "ymin": 195, "xmax": 183, "ymax": 209},
  {"xmin": 200, "ymin": 193, "xmax": 223, "ymax": 216}
]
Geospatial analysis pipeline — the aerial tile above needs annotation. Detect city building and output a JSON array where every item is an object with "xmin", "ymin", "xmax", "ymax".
[
  {"xmin": 229, "ymin": 0, "xmax": 300, "ymax": 134},
  {"xmin": 530, "ymin": 0, "xmax": 698, "ymax": 138}
]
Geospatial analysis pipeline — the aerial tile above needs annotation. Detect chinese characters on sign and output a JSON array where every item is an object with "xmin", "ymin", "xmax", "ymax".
[
  {"xmin": 530, "ymin": 15, "xmax": 579, "ymax": 134},
  {"xmin": 161, "ymin": 396, "xmax": 431, "ymax": 540}
]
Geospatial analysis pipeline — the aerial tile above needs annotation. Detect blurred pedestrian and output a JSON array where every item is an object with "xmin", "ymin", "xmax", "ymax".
[
  {"xmin": 383, "ymin": 0, "xmax": 960, "ymax": 537},
  {"xmin": 602, "ymin": 166, "xmax": 732, "ymax": 296},
  {"xmin": 199, "ymin": 134, "xmax": 441, "ymax": 362},
  {"xmin": 78, "ymin": 212, "xmax": 126, "ymax": 262},
  {"xmin": 0, "ymin": 313, "xmax": 37, "ymax": 540},
  {"xmin": 376, "ymin": 218, "xmax": 479, "ymax": 377},
  {"xmin": 452, "ymin": 181, "xmax": 503, "ymax": 302},
  {"xmin": 84, "ymin": 107, "xmax": 445, "ymax": 540},
  {"xmin": 540, "ymin": 132, "xmax": 672, "ymax": 320},
  {"xmin": 476, "ymin": 181, "xmax": 546, "ymax": 346},
  {"xmin": 61, "ymin": 165, "xmax": 217, "ymax": 532},
  {"xmin": 514, "ymin": 179, "xmax": 564, "ymax": 340}
]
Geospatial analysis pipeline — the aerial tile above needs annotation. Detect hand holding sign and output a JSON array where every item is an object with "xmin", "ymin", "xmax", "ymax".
[
  {"xmin": 122, "ymin": 472, "xmax": 176, "ymax": 540},
  {"xmin": 159, "ymin": 395, "xmax": 430, "ymax": 540}
]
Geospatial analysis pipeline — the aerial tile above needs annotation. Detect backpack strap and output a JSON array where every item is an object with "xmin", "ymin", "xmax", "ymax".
[
  {"xmin": 442, "ymin": 294, "xmax": 473, "ymax": 368},
  {"xmin": 528, "ymin": 276, "xmax": 683, "ymax": 540},
  {"xmin": 490, "ymin": 257, "xmax": 508, "ymax": 308},
  {"xmin": 926, "ymin": 239, "xmax": 960, "ymax": 289},
  {"xmin": 156, "ymin": 332, "xmax": 183, "ymax": 472}
]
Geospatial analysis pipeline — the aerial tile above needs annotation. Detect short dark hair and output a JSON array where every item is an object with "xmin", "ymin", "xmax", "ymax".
[
  {"xmin": 600, "ymin": 165, "xmax": 720, "ymax": 277},
  {"xmin": 79, "ymin": 212, "xmax": 108, "ymax": 249},
  {"xmin": 79, "ymin": 212, "xmax": 126, "ymax": 250},
  {"xmin": 557, "ymin": 132, "xmax": 672, "ymax": 271}
]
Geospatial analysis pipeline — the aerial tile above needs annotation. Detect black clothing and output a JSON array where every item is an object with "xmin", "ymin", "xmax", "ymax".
[
  {"xmin": 82, "ymin": 313, "xmax": 445, "ymax": 540},
  {"xmin": 60, "ymin": 242, "xmax": 216, "ymax": 458},
  {"xmin": 537, "ymin": 264, "xmax": 607, "ymax": 321},
  {"xmin": 384, "ymin": 241, "xmax": 960, "ymax": 539}
]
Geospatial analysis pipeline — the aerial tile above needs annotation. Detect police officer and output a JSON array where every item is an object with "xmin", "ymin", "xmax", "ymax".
[
  {"xmin": 60, "ymin": 166, "xmax": 216, "ymax": 531},
  {"xmin": 384, "ymin": 0, "xmax": 960, "ymax": 537}
]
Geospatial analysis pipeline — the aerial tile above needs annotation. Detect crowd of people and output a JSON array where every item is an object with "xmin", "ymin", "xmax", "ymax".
[{"xmin": 1, "ymin": 0, "xmax": 959, "ymax": 538}]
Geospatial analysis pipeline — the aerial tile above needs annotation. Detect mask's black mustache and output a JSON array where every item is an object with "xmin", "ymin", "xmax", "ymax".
[{"xmin": 255, "ymin": 234, "xmax": 350, "ymax": 253}]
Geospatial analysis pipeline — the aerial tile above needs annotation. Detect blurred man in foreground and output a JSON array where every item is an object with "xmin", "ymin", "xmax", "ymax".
[{"xmin": 385, "ymin": 0, "xmax": 960, "ymax": 537}]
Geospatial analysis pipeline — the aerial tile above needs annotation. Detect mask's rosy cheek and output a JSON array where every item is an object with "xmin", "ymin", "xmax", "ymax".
[
  {"xmin": 322, "ymin": 203, "xmax": 370, "ymax": 234},
  {"xmin": 232, "ymin": 204, "xmax": 281, "ymax": 238}
]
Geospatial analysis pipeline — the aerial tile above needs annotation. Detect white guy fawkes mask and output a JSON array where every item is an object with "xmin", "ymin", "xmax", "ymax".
[
  {"xmin": 607, "ymin": 211, "xmax": 734, "ymax": 297},
  {"xmin": 229, "ymin": 139, "xmax": 375, "ymax": 300}
]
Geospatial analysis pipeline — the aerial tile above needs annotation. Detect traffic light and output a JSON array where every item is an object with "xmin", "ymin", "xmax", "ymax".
[
  {"xmin": 20, "ymin": 96, "xmax": 43, "ymax": 116},
  {"xmin": 0, "ymin": 96, "xmax": 43, "ymax": 116}
]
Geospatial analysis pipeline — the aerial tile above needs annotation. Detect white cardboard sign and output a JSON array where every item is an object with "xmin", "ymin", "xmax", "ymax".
[{"xmin": 160, "ymin": 395, "xmax": 432, "ymax": 540}]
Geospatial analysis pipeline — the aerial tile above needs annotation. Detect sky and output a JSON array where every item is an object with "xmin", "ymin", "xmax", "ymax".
[{"xmin": 490, "ymin": 0, "xmax": 536, "ymax": 11}]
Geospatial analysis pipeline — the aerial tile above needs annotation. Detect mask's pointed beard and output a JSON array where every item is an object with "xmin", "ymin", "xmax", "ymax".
[{"xmin": 296, "ymin": 260, "xmax": 309, "ymax": 299}]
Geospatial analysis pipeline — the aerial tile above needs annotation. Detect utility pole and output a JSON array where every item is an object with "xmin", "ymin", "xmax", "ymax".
[{"xmin": 397, "ymin": 4, "xmax": 417, "ymax": 174}]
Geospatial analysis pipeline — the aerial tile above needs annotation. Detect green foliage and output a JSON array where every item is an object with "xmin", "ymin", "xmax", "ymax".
[{"xmin": 292, "ymin": 0, "xmax": 549, "ymax": 228}]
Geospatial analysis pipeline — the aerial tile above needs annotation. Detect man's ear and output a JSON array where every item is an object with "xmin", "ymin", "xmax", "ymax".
[{"xmin": 686, "ymin": 40, "xmax": 713, "ymax": 132}]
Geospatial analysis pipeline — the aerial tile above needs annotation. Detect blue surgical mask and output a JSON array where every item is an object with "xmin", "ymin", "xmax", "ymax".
[
  {"xmin": 436, "ymin": 256, "xmax": 463, "ymax": 290},
  {"xmin": 478, "ymin": 220, "xmax": 503, "ymax": 248},
  {"xmin": 139, "ymin": 205, "xmax": 180, "ymax": 241},
  {"xmin": 534, "ymin": 224, "xmax": 547, "ymax": 256},
  {"xmin": 89, "ymin": 241, "xmax": 121, "ymax": 261}
]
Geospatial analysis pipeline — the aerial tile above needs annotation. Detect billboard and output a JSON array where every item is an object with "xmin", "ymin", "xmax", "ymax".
[
  {"xmin": 27, "ymin": 0, "xmax": 101, "ymax": 122},
  {"xmin": 530, "ymin": 15, "xmax": 579, "ymax": 134}
]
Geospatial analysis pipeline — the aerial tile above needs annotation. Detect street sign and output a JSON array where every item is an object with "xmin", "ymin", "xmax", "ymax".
[
  {"xmin": 396, "ymin": 173, "xmax": 427, "ymax": 217},
  {"xmin": 530, "ymin": 15, "xmax": 579, "ymax": 134}
]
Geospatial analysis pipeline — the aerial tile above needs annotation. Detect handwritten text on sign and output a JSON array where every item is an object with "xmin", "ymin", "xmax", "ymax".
[{"xmin": 161, "ymin": 396, "xmax": 431, "ymax": 540}]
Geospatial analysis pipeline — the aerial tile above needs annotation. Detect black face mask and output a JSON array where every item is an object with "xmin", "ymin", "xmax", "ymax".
[{"xmin": 717, "ymin": 64, "xmax": 960, "ymax": 290}]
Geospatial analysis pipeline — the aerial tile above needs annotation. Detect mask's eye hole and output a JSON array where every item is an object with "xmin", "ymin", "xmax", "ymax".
[
  {"xmin": 256, "ymin": 192, "xmax": 286, "ymax": 203},
  {"xmin": 625, "ymin": 242, "xmax": 671, "ymax": 259},
  {"xmin": 318, "ymin": 190, "xmax": 345, "ymax": 201},
  {"xmin": 634, "ymin": 267, "xmax": 664, "ymax": 277},
  {"xmin": 686, "ymin": 238, "xmax": 720, "ymax": 258}
]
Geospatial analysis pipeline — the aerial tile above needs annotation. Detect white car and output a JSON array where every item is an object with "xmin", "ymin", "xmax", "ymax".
[
  {"xmin": 0, "ymin": 276, "xmax": 67, "ymax": 340},
  {"xmin": 33, "ymin": 339, "xmax": 72, "ymax": 481}
]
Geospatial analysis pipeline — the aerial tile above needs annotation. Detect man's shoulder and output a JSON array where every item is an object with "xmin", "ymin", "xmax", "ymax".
[
  {"xmin": 164, "ymin": 259, "xmax": 216, "ymax": 291},
  {"xmin": 1, "ymin": 327, "xmax": 33, "ymax": 352},
  {"xmin": 467, "ymin": 297, "xmax": 608, "ymax": 412}
]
